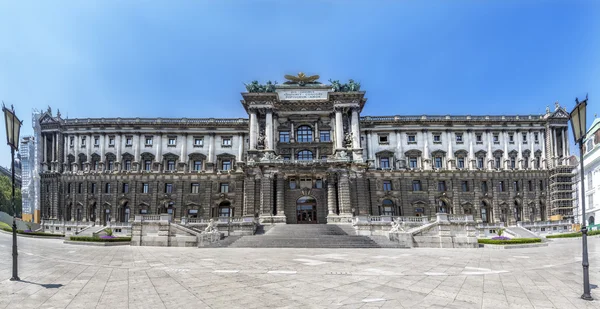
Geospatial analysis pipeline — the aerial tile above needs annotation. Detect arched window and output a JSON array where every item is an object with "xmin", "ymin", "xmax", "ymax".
[
  {"xmin": 297, "ymin": 125, "xmax": 313, "ymax": 142},
  {"xmin": 381, "ymin": 199, "xmax": 395, "ymax": 216},
  {"xmin": 219, "ymin": 201, "xmax": 232, "ymax": 217},
  {"xmin": 480, "ymin": 201, "xmax": 490, "ymax": 223},
  {"xmin": 297, "ymin": 150, "xmax": 313, "ymax": 161}
]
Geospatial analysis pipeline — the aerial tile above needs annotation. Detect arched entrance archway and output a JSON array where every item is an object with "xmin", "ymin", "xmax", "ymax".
[
  {"xmin": 380, "ymin": 199, "xmax": 397, "ymax": 216},
  {"xmin": 437, "ymin": 199, "xmax": 451, "ymax": 214},
  {"xmin": 218, "ymin": 201, "xmax": 232, "ymax": 217},
  {"xmin": 297, "ymin": 196, "xmax": 317, "ymax": 224},
  {"xmin": 119, "ymin": 201, "xmax": 130, "ymax": 223}
]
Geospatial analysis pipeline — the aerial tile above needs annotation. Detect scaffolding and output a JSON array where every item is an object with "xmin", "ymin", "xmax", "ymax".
[{"xmin": 549, "ymin": 164, "xmax": 576, "ymax": 220}]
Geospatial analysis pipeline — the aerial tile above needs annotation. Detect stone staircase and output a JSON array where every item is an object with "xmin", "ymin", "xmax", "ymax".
[
  {"xmin": 505, "ymin": 226, "xmax": 543, "ymax": 240},
  {"xmin": 228, "ymin": 224, "xmax": 383, "ymax": 248}
]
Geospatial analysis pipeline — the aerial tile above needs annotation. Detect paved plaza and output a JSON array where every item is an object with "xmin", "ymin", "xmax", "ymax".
[{"xmin": 0, "ymin": 233, "xmax": 599, "ymax": 308}]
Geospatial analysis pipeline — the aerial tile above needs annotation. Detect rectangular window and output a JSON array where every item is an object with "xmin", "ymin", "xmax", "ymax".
[
  {"xmin": 407, "ymin": 134, "xmax": 416, "ymax": 143},
  {"xmin": 145, "ymin": 137, "xmax": 153, "ymax": 145},
  {"xmin": 315, "ymin": 179, "xmax": 323, "ymax": 189},
  {"xmin": 94, "ymin": 137, "xmax": 99, "ymax": 146},
  {"xmin": 142, "ymin": 183, "xmax": 149, "ymax": 193},
  {"xmin": 522, "ymin": 133, "xmax": 527, "ymax": 144},
  {"xmin": 167, "ymin": 160, "xmax": 176, "ymax": 171},
  {"xmin": 528, "ymin": 180, "xmax": 533, "ymax": 191},
  {"xmin": 481, "ymin": 181, "xmax": 488, "ymax": 193},
  {"xmin": 165, "ymin": 183, "xmax": 173, "ymax": 194},
  {"xmin": 409, "ymin": 157, "xmax": 418, "ymax": 168},
  {"xmin": 220, "ymin": 183, "xmax": 229, "ymax": 193},
  {"xmin": 144, "ymin": 160, "xmax": 152, "ymax": 171},
  {"xmin": 434, "ymin": 157, "xmax": 442, "ymax": 168},
  {"xmin": 91, "ymin": 183, "xmax": 96, "ymax": 194},
  {"xmin": 383, "ymin": 181, "xmax": 392, "ymax": 191},
  {"xmin": 380, "ymin": 157, "xmax": 390, "ymax": 169},
  {"xmin": 509, "ymin": 134, "xmax": 514, "ymax": 143},
  {"xmin": 279, "ymin": 131, "xmax": 290, "ymax": 143},
  {"xmin": 222, "ymin": 138, "xmax": 232, "ymax": 146},
  {"xmin": 191, "ymin": 183, "xmax": 200, "ymax": 193},
  {"xmin": 476, "ymin": 134, "xmax": 482, "ymax": 142},
  {"xmin": 514, "ymin": 181, "xmax": 519, "ymax": 192},
  {"xmin": 168, "ymin": 137, "xmax": 176, "ymax": 145},
  {"xmin": 319, "ymin": 131, "xmax": 330, "ymax": 142},
  {"xmin": 378, "ymin": 134, "xmax": 388, "ymax": 144},
  {"xmin": 510, "ymin": 157, "xmax": 516, "ymax": 169},
  {"xmin": 283, "ymin": 156, "xmax": 291, "ymax": 161},
  {"xmin": 105, "ymin": 183, "xmax": 111, "ymax": 193},
  {"xmin": 122, "ymin": 183, "xmax": 129, "ymax": 193},
  {"xmin": 412, "ymin": 180, "xmax": 422, "ymax": 191},
  {"xmin": 477, "ymin": 157, "xmax": 484, "ymax": 169},
  {"xmin": 194, "ymin": 138, "xmax": 204, "ymax": 146},
  {"xmin": 78, "ymin": 183, "xmax": 82, "ymax": 194},
  {"xmin": 109, "ymin": 137, "xmax": 115, "ymax": 146},
  {"xmin": 222, "ymin": 160, "xmax": 232, "ymax": 171},
  {"xmin": 534, "ymin": 132, "xmax": 539, "ymax": 143},
  {"xmin": 108, "ymin": 160, "xmax": 114, "ymax": 171},
  {"xmin": 535, "ymin": 157, "xmax": 541, "ymax": 169},
  {"xmin": 69, "ymin": 137, "xmax": 74, "ymax": 147},
  {"xmin": 461, "ymin": 181, "xmax": 469, "ymax": 192},
  {"xmin": 126, "ymin": 137, "xmax": 133, "ymax": 145},
  {"xmin": 438, "ymin": 181, "xmax": 446, "ymax": 192},
  {"xmin": 455, "ymin": 133, "xmax": 463, "ymax": 142},
  {"xmin": 499, "ymin": 181, "xmax": 505, "ymax": 192},
  {"xmin": 495, "ymin": 157, "xmax": 501, "ymax": 169},
  {"xmin": 289, "ymin": 178, "xmax": 297, "ymax": 189},
  {"xmin": 124, "ymin": 160, "xmax": 131, "ymax": 171},
  {"xmin": 433, "ymin": 134, "xmax": 441, "ymax": 142},
  {"xmin": 457, "ymin": 157, "xmax": 465, "ymax": 169},
  {"xmin": 493, "ymin": 134, "xmax": 499, "ymax": 144},
  {"xmin": 524, "ymin": 158, "xmax": 529, "ymax": 169},
  {"xmin": 81, "ymin": 137, "xmax": 86, "ymax": 147},
  {"xmin": 539, "ymin": 180, "xmax": 544, "ymax": 191},
  {"xmin": 193, "ymin": 160, "xmax": 202, "ymax": 171}
]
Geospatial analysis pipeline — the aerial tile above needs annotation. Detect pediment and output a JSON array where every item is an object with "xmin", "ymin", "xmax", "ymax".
[
  {"xmin": 549, "ymin": 108, "xmax": 570, "ymax": 119},
  {"xmin": 39, "ymin": 114, "xmax": 57, "ymax": 124}
]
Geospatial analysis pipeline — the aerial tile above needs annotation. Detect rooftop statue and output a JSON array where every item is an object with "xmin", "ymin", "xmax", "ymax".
[
  {"xmin": 283, "ymin": 72, "xmax": 320, "ymax": 86},
  {"xmin": 244, "ymin": 80, "xmax": 277, "ymax": 93},
  {"xmin": 329, "ymin": 79, "xmax": 361, "ymax": 92}
]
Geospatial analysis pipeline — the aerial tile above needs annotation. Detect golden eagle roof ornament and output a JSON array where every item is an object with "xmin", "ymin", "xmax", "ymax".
[{"xmin": 283, "ymin": 72, "xmax": 321, "ymax": 86}]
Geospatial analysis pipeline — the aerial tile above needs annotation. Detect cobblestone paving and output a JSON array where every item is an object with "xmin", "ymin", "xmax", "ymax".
[{"xmin": 0, "ymin": 233, "xmax": 599, "ymax": 308}]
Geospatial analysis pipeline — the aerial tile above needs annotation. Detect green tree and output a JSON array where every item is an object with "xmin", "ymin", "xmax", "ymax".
[{"xmin": 0, "ymin": 175, "xmax": 22, "ymax": 217}]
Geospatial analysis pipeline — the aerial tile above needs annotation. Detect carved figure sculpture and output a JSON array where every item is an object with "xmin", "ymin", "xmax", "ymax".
[
  {"xmin": 284, "ymin": 72, "xmax": 320, "ymax": 85},
  {"xmin": 390, "ymin": 217, "xmax": 405, "ymax": 233},
  {"xmin": 204, "ymin": 219, "xmax": 218, "ymax": 233},
  {"xmin": 257, "ymin": 131, "xmax": 266, "ymax": 147},
  {"xmin": 344, "ymin": 132, "xmax": 353, "ymax": 148}
]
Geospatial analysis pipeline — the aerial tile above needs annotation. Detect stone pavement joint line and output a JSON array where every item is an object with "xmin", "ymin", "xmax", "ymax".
[{"xmin": 0, "ymin": 234, "xmax": 599, "ymax": 308}]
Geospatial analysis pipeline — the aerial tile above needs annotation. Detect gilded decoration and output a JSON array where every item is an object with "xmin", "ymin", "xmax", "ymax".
[{"xmin": 283, "ymin": 72, "xmax": 320, "ymax": 85}]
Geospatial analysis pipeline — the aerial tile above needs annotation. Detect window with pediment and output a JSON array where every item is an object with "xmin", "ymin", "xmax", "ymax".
[
  {"xmin": 493, "ymin": 150, "xmax": 503, "ymax": 169},
  {"xmin": 405, "ymin": 150, "xmax": 422, "ymax": 169},
  {"xmin": 522, "ymin": 149, "xmax": 531, "ymax": 169},
  {"xmin": 431, "ymin": 150, "xmax": 446, "ymax": 169},
  {"xmin": 508, "ymin": 150, "xmax": 518, "ymax": 169},
  {"xmin": 454, "ymin": 150, "xmax": 468, "ymax": 169}
]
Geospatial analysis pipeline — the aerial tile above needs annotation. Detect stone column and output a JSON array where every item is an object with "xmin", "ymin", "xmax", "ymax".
[
  {"xmin": 314, "ymin": 120, "xmax": 320, "ymax": 142},
  {"xmin": 43, "ymin": 134, "xmax": 47, "ymax": 170},
  {"xmin": 276, "ymin": 175, "xmax": 285, "ymax": 218},
  {"xmin": 552, "ymin": 128, "xmax": 558, "ymax": 166},
  {"xmin": 134, "ymin": 133, "xmax": 141, "ymax": 163},
  {"xmin": 265, "ymin": 109, "xmax": 273, "ymax": 150},
  {"xmin": 422, "ymin": 130, "xmax": 430, "ymax": 169},
  {"xmin": 249, "ymin": 111, "xmax": 257, "ymax": 150},
  {"xmin": 541, "ymin": 130, "xmax": 546, "ymax": 169},
  {"xmin": 181, "ymin": 133, "xmax": 188, "ymax": 171},
  {"xmin": 447, "ymin": 131, "xmax": 453, "ymax": 159},
  {"xmin": 335, "ymin": 109, "xmax": 343, "ymax": 149},
  {"xmin": 368, "ymin": 131, "xmax": 375, "ymax": 160},
  {"xmin": 327, "ymin": 174, "xmax": 337, "ymax": 215},
  {"xmin": 530, "ymin": 131, "xmax": 535, "ymax": 168},
  {"xmin": 503, "ymin": 131, "xmax": 508, "ymax": 169},
  {"xmin": 155, "ymin": 134, "xmax": 162, "ymax": 163},
  {"xmin": 51, "ymin": 133, "xmax": 56, "ymax": 164},
  {"xmin": 290, "ymin": 122, "xmax": 295, "ymax": 143},
  {"xmin": 243, "ymin": 176, "xmax": 256, "ymax": 217},
  {"xmin": 564, "ymin": 127, "xmax": 570, "ymax": 157},
  {"xmin": 468, "ymin": 131, "xmax": 474, "ymax": 169},
  {"xmin": 237, "ymin": 133, "xmax": 244, "ymax": 162},
  {"xmin": 329, "ymin": 114, "xmax": 335, "ymax": 146},
  {"xmin": 116, "ymin": 134, "xmax": 122, "ymax": 164},
  {"xmin": 260, "ymin": 175, "xmax": 273, "ymax": 215},
  {"xmin": 100, "ymin": 134, "xmax": 105, "ymax": 162},
  {"xmin": 351, "ymin": 108, "xmax": 360, "ymax": 149},
  {"xmin": 208, "ymin": 133, "xmax": 215, "ymax": 163},
  {"xmin": 487, "ymin": 131, "xmax": 493, "ymax": 169},
  {"xmin": 562, "ymin": 128, "xmax": 568, "ymax": 159},
  {"xmin": 337, "ymin": 172, "xmax": 351, "ymax": 215},
  {"xmin": 395, "ymin": 130, "xmax": 403, "ymax": 166},
  {"xmin": 63, "ymin": 134, "xmax": 68, "ymax": 163},
  {"xmin": 517, "ymin": 130, "xmax": 523, "ymax": 169}
]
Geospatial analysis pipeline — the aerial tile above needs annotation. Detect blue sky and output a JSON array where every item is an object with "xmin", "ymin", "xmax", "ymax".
[{"xmin": 1, "ymin": 0, "xmax": 599, "ymax": 168}]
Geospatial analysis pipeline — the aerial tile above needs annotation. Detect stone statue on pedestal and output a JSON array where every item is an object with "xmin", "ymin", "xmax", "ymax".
[
  {"xmin": 257, "ymin": 131, "xmax": 266, "ymax": 148},
  {"xmin": 204, "ymin": 219, "xmax": 218, "ymax": 234},
  {"xmin": 343, "ymin": 132, "xmax": 353, "ymax": 148},
  {"xmin": 390, "ymin": 218, "xmax": 406, "ymax": 233}
]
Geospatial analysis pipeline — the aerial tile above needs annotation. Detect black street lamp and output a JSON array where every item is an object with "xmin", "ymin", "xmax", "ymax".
[
  {"xmin": 3, "ymin": 103, "xmax": 22, "ymax": 281},
  {"xmin": 569, "ymin": 95, "xmax": 593, "ymax": 301}
]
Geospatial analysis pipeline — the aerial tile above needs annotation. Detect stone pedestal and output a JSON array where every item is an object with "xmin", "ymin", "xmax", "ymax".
[
  {"xmin": 388, "ymin": 232, "xmax": 413, "ymax": 248},
  {"xmin": 326, "ymin": 214, "xmax": 353, "ymax": 224},
  {"xmin": 259, "ymin": 215, "xmax": 287, "ymax": 224}
]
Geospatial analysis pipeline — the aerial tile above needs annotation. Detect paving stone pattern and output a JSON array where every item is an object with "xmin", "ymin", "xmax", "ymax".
[{"xmin": 0, "ymin": 233, "xmax": 599, "ymax": 308}]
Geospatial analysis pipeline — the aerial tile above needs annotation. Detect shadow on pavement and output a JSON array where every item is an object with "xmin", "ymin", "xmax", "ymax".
[{"xmin": 18, "ymin": 280, "xmax": 63, "ymax": 289}]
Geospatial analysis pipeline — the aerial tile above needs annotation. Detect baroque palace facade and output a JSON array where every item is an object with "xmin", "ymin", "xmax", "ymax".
[{"xmin": 38, "ymin": 74, "xmax": 575, "ymax": 226}]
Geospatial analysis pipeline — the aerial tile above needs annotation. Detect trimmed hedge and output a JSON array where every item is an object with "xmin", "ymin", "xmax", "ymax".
[
  {"xmin": 70, "ymin": 236, "xmax": 132, "ymax": 242},
  {"xmin": 0, "ymin": 226, "xmax": 64, "ymax": 237},
  {"xmin": 546, "ymin": 230, "xmax": 600, "ymax": 239},
  {"xmin": 0, "ymin": 222, "xmax": 12, "ymax": 230},
  {"xmin": 478, "ymin": 238, "xmax": 542, "ymax": 245}
]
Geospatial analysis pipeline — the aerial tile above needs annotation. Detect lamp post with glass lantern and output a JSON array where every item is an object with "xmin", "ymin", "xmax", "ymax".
[
  {"xmin": 3, "ymin": 103, "xmax": 23, "ymax": 281},
  {"xmin": 569, "ymin": 95, "xmax": 593, "ymax": 301}
]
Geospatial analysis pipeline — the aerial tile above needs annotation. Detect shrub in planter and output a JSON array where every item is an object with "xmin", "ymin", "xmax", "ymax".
[{"xmin": 478, "ymin": 238, "xmax": 541, "ymax": 245}]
